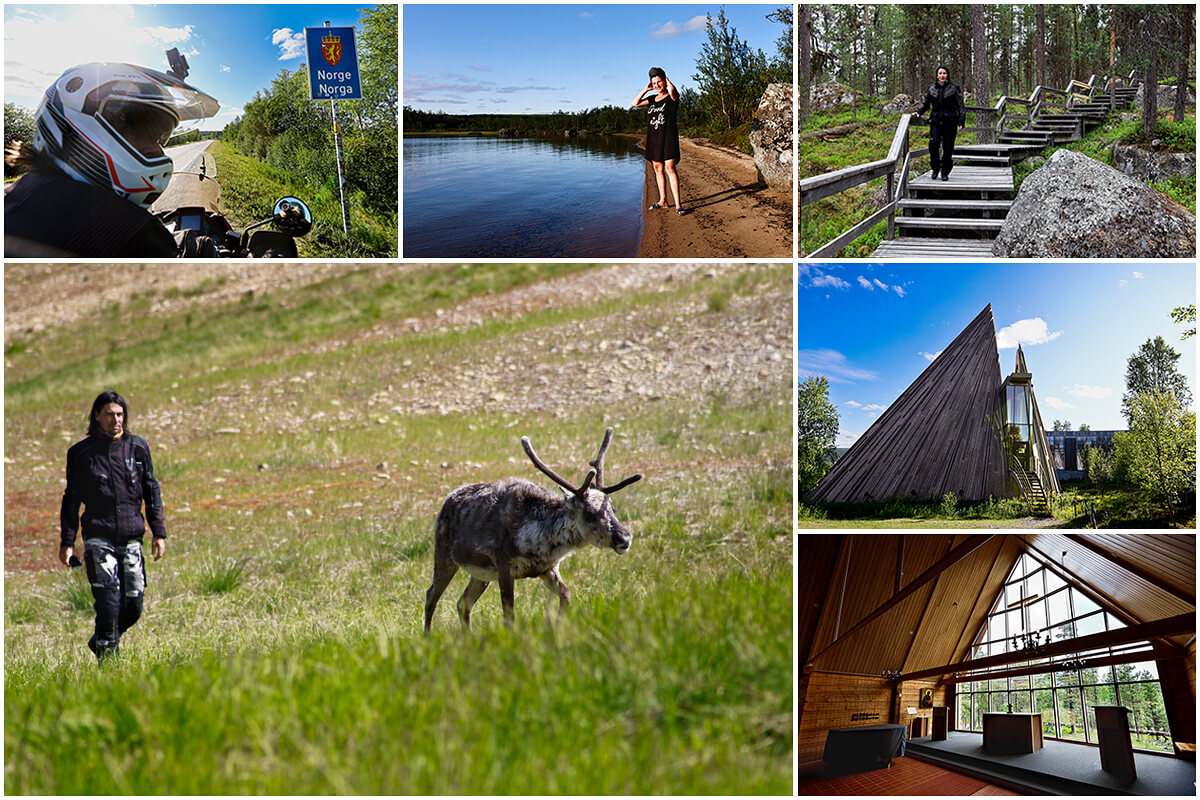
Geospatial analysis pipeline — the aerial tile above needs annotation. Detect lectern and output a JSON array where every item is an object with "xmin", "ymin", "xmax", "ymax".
[
  {"xmin": 932, "ymin": 706, "xmax": 948, "ymax": 741},
  {"xmin": 1094, "ymin": 706, "xmax": 1136, "ymax": 781}
]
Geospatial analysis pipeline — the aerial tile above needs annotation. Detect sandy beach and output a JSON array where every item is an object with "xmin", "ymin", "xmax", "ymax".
[{"xmin": 636, "ymin": 136, "xmax": 792, "ymax": 258}]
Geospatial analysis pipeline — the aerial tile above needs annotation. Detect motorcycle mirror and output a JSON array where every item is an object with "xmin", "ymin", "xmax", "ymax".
[{"xmin": 272, "ymin": 197, "xmax": 313, "ymax": 237}]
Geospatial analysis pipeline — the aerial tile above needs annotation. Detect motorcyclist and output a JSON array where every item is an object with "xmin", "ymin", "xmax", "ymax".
[{"xmin": 4, "ymin": 61, "xmax": 219, "ymax": 257}]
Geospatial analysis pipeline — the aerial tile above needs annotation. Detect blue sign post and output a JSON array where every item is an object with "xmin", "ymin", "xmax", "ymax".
[{"xmin": 305, "ymin": 24, "xmax": 362, "ymax": 234}]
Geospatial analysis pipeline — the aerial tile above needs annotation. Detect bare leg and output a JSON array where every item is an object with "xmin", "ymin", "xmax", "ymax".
[
  {"xmin": 539, "ymin": 567, "xmax": 571, "ymax": 614},
  {"xmin": 664, "ymin": 159, "xmax": 682, "ymax": 210},
  {"xmin": 456, "ymin": 578, "xmax": 489, "ymax": 630},
  {"xmin": 651, "ymin": 161, "xmax": 667, "ymax": 206}
]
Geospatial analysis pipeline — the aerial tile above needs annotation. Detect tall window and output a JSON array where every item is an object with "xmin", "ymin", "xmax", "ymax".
[{"xmin": 956, "ymin": 553, "xmax": 1172, "ymax": 752}]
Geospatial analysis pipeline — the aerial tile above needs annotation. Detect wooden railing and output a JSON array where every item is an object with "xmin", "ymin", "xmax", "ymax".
[{"xmin": 800, "ymin": 70, "xmax": 1140, "ymax": 258}]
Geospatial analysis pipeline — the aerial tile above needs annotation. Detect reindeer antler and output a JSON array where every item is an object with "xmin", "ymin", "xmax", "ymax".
[
  {"xmin": 522, "ymin": 436, "xmax": 596, "ymax": 496},
  {"xmin": 589, "ymin": 427, "xmax": 643, "ymax": 494}
]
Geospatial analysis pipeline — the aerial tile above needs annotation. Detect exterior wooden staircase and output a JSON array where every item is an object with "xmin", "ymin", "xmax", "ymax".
[
  {"xmin": 869, "ymin": 77, "xmax": 1139, "ymax": 258},
  {"xmin": 1010, "ymin": 457, "xmax": 1052, "ymax": 517}
]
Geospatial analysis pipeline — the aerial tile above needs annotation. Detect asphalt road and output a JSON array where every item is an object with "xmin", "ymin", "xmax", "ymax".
[{"xmin": 165, "ymin": 139, "xmax": 214, "ymax": 174}]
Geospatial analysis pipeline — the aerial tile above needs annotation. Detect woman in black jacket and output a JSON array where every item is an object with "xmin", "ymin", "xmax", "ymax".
[{"xmin": 912, "ymin": 66, "xmax": 966, "ymax": 181}]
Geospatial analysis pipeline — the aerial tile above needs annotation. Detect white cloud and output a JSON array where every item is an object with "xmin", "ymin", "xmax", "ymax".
[
  {"xmin": 650, "ymin": 15, "xmax": 709, "ymax": 38},
  {"xmin": 271, "ymin": 27, "xmax": 306, "ymax": 61},
  {"xmin": 1133, "ymin": 271, "xmax": 1144, "ymax": 279},
  {"xmin": 873, "ymin": 278, "xmax": 888, "ymax": 291},
  {"xmin": 219, "ymin": 64, "xmax": 231, "ymax": 73},
  {"xmin": 1069, "ymin": 384, "xmax": 1112, "ymax": 399},
  {"xmin": 3, "ymin": 7, "xmax": 198, "ymax": 107},
  {"xmin": 836, "ymin": 429, "xmax": 862, "ymax": 447},
  {"xmin": 580, "ymin": 11, "xmax": 594, "ymax": 18},
  {"xmin": 797, "ymin": 349, "xmax": 880, "ymax": 384},
  {"xmin": 857, "ymin": 276, "xmax": 873, "ymax": 290},
  {"xmin": 863, "ymin": 403, "xmax": 887, "ymax": 412},
  {"xmin": 812, "ymin": 274, "xmax": 851, "ymax": 290},
  {"xmin": 1119, "ymin": 280, "xmax": 1128, "ymax": 287},
  {"xmin": 1043, "ymin": 396, "xmax": 1079, "ymax": 410},
  {"xmin": 893, "ymin": 285, "xmax": 906, "ymax": 298},
  {"xmin": 919, "ymin": 350, "xmax": 943, "ymax": 362},
  {"xmin": 996, "ymin": 317, "xmax": 1063, "ymax": 349},
  {"xmin": 844, "ymin": 400, "xmax": 863, "ymax": 408}
]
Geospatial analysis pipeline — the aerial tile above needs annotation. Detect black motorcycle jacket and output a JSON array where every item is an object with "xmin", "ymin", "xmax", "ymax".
[
  {"xmin": 4, "ymin": 167, "xmax": 178, "ymax": 258},
  {"xmin": 61, "ymin": 432, "xmax": 166, "ymax": 548},
  {"xmin": 916, "ymin": 81, "xmax": 966, "ymax": 127}
]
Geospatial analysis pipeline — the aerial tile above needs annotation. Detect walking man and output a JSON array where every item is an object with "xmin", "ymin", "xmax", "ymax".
[{"xmin": 60, "ymin": 391, "xmax": 167, "ymax": 660}]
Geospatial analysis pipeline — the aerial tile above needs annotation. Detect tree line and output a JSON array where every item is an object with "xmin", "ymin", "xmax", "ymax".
[
  {"xmin": 406, "ymin": 6, "xmax": 790, "ymax": 136},
  {"xmin": 222, "ymin": 4, "xmax": 396, "ymax": 216},
  {"xmin": 800, "ymin": 4, "xmax": 1195, "ymax": 139}
]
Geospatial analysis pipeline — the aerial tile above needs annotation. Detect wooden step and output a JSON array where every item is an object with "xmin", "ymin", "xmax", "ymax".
[
  {"xmin": 951, "ymin": 154, "xmax": 1011, "ymax": 164},
  {"xmin": 897, "ymin": 198, "xmax": 1013, "ymax": 212},
  {"xmin": 908, "ymin": 166, "xmax": 1014, "ymax": 192},
  {"xmin": 870, "ymin": 237, "xmax": 997, "ymax": 258},
  {"xmin": 894, "ymin": 217, "xmax": 1005, "ymax": 231}
]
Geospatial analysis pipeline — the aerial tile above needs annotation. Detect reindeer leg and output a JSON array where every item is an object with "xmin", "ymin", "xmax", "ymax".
[
  {"xmin": 539, "ymin": 567, "xmax": 571, "ymax": 614},
  {"xmin": 497, "ymin": 557, "xmax": 516, "ymax": 628},
  {"xmin": 424, "ymin": 559, "xmax": 459, "ymax": 632},
  {"xmin": 456, "ymin": 579, "xmax": 489, "ymax": 630}
]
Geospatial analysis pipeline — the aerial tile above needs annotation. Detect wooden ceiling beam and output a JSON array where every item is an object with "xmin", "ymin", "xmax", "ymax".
[
  {"xmin": 1064, "ymin": 533, "xmax": 1195, "ymax": 605},
  {"xmin": 900, "ymin": 612, "xmax": 1196, "ymax": 681},
  {"xmin": 943, "ymin": 647, "xmax": 1163, "ymax": 685},
  {"xmin": 809, "ymin": 534, "xmax": 994, "ymax": 663},
  {"xmin": 801, "ymin": 535, "xmax": 846, "ymax": 664},
  {"xmin": 950, "ymin": 536, "xmax": 1012, "ymax": 663}
]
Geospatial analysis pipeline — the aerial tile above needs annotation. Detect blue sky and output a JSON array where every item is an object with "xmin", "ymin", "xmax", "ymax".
[
  {"xmin": 4, "ymin": 4, "xmax": 369, "ymax": 130},
  {"xmin": 403, "ymin": 3, "xmax": 785, "ymax": 113},
  {"xmin": 798, "ymin": 263, "xmax": 1198, "ymax": 447}
]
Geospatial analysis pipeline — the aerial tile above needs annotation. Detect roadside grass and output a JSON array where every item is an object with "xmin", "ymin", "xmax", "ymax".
[
  {"xmin": 4, "ymin": 264, "xmax": 792, "ymax": 794},
  {"xmin": 208, "ymin": 141, "xmax": 397, "ymax": 258},
  {"xmin": 1053, "ymin": 485, "xmax": 1197, "ymax": 529}
]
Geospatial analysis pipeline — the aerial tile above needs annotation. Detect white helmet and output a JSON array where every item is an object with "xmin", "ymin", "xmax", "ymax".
[{"xmin": 33, "ymin": 62, "xmax": 219, "ymax": 209}]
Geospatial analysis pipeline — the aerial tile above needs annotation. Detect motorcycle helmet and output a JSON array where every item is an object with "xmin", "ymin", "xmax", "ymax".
[{"xmin": 32, "ymin": 62, "xmax": 219, "ymax": 209}]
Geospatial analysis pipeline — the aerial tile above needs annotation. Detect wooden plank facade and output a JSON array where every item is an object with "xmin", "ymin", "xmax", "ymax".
[{"xmin": 808, "ymin": 305, "xmax": 1009, "ymax": 503}]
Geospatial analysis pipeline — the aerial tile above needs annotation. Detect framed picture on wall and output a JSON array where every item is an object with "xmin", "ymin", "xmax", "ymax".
[{"xmin": 919, "ymin": 688, "xmax": 933, "ymax": 708}]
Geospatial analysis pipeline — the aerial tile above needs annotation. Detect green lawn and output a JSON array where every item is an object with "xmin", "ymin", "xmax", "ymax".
[{"xmin": 4, "ymin": 263, "xmax": 792, "ymax": 794}]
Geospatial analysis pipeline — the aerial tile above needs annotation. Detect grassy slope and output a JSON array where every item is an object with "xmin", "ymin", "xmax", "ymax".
[
  {"xmin": 210, "ymin": 141, "xmax": 397, "ymax": 258},
  {"xmin": 3, "ymin": 264, "xmax": 792, "ymax": 794},
  {"xmin": 801, "ymin": 99, "xmax": 1197, "ymax": 255}
]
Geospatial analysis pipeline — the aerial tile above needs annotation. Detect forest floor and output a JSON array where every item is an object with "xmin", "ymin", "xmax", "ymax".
[{"xmin": 637, "ymin": 136, "xmax": 792, "ymax": 258}]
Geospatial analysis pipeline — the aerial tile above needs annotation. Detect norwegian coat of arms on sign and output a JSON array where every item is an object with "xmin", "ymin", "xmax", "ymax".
[{"xmin": 321, "ymin": 33, "xmax": 342, "ymax": 67}]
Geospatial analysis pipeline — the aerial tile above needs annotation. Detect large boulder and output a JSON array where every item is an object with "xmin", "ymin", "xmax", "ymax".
[
  {"xmin": 880, "ymin": 93, "xmax": 915, "ymax": 115},
  {"xmin": 993, "ymin": 149, "xmax": 1195, "ymax": 258},
  {"xmin": 809, "ymin": 81, "xmax": 858, "ymax": 113},
  {"xmin": 1112, "ymin": 143, "xmax": 1196, "ymax": 183},
  {"xmin": 750, "ymin": 82, "xmax": 794, "ymax": 193},
  {"xmin": 1135, "ymin": 83, "xmax": 1196, "ymax": 111}
]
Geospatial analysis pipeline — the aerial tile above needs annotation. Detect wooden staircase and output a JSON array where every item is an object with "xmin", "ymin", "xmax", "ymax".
[
  {"xmin": 871, "ymin": 80, "xmax": 1139, "ymax": 258},
  {"xmin": 1010, "ymin": 458, "xmax": 1052, "ymax": 517}
]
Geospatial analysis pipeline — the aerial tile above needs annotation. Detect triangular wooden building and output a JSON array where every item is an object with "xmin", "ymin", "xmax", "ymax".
[{"xmin": 809, "ymin": 304, "xmax": 1058, "ymax": 506}]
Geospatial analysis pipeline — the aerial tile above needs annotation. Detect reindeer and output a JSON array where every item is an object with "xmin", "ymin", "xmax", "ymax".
[{"xmin": 424, "ymin": 428, "xmax": 642, "ymax": 630}]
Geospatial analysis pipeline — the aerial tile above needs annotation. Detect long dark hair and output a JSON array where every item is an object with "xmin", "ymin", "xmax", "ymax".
[{"xmin": 87, "ymin": 390, "xmax": 129, "ymax": 436}]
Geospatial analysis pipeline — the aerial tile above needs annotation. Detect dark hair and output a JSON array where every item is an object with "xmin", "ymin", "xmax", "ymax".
[
  {"xmin": 88, "ymin": 390, "xmax": 129, "ymax": 436},
  {"xmin": 648, "ymin": 67, "xmax": 666, "ymax": 80},
  {"xmin": 936, "ymin": 65, "xmax": 950, "ymax": 77}
]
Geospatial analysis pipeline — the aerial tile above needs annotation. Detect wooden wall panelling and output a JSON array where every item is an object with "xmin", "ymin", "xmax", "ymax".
[
  {"xmin": 948, "ymin": 535, "xmax": 1023, "ymax": 665},
  {"xmin": 1066, "ymin": 534, "xmax": 1195, "ymax": 604},
  {"xmin": 797, "ymin": 535, "xmax": 844, "ymax": 664},
  {"xmin": 1156, "ymin": 648, "xmax": 1196, "ymax": 751},
  {"xmin": 898, "ymin": 678, "xmax": 948, "ymax": 736},
  {"xmin": 797, "ymin": 672, "xmax": 895, "ymax": 768}
]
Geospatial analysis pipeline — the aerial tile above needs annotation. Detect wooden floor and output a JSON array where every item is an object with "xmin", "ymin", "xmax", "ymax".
[{"xmin": 797, "ymin": 755, "xmax": 1024, "ymax": 796}]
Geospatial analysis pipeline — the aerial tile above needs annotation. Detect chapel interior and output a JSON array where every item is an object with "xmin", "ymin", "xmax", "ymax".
[{"xmin": 798, "ymin": 534, "xmax": 1196, "ymax": 795}]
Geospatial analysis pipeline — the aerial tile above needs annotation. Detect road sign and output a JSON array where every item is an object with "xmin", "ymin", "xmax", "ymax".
[{"xmin": 304, "ymin": 25, "xmax": 362, "ymax": 100}]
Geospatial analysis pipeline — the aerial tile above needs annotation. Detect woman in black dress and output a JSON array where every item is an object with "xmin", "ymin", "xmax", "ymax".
[
  {"xmin": 912, "ymin": 66, "xmax": 966, "ymax": 181},
  {"xmin": 632, "ymin": 67, "xmax": 685, "ymax": 215}
]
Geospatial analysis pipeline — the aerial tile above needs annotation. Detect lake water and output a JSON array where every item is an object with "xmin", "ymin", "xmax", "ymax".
[{"xmin": 403, "ymin": 136, "xmax": 645, "ymax": 258}]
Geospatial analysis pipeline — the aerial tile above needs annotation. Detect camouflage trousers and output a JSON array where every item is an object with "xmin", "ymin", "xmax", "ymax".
[{"xmin": 83, "ymin": 538, "xmax": 146, "ymax": 659}]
